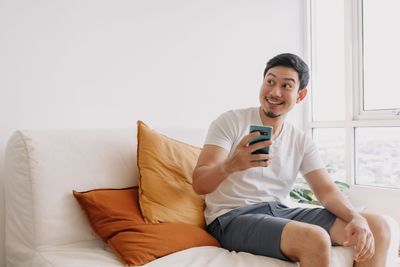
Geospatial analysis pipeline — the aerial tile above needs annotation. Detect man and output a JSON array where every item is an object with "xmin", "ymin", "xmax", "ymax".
[{"xmin": 192, "ymin": 53, "xmax": 390, "ymax": 267}]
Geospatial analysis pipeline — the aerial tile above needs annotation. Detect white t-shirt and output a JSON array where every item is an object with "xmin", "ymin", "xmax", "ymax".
[{"xmin": 204, "ymin": 107, "xmax": 325, "ymax": 225}]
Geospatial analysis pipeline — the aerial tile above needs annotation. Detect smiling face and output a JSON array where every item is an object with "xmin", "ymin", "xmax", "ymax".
[{"xmin": 259, "ymin": 66, "xmax": 307, "ymax": 119}]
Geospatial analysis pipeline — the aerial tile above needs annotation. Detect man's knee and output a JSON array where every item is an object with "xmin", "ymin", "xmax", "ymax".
[
  {"xmin": 281, "ymin": 222, "xmax": 331, "ymax": 261},
  {"xmin": 305, "ymin": 225, "xmax": 332, "ymax": 251},
  {"xmin": 364, "ymin": 213, "xmax": 391, "ymax": 247}
]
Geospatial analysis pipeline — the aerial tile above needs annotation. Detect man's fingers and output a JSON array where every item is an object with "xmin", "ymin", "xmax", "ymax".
[
  {"xmin": 250, "ymin": 153, "xmax": 270, "ymax": 160},
  {"xmin": 240, "ymin": 132, "xmax": 260, "ymax": 147},
  {"xmin": 342, "ymin": 240, "xmax": 352, "ymax": 246},
  {"xmin": 368, "ymin": 235, "xmax": 376, "ymax": 260},
  {"xmin": 343, "ymin": 225, "xmax": 356, "ymax": 246},
  {"xmin": 249, "ymin": 158, "xmax": 270, "ymax": 168},
  {"xmin": 354, "ymin": 228, "xmax": 373, "ymax": 261},
  {"xmin": 355, "ymin": 234, "xmax": 375, "ymax": 262},
  {"xmin": 354, "ymin": 232, "xmax": 366, "ymax": 259},
  {"xmin": 250, "ymin": 153, "xmax": 271, "ymax": 162},
  {"xmin": 248, "ymin": 140, "xmax": 272, "ymax": 153},
  {"xmin": 250, "ymin": 154, "xmax": 271, "ymax": 165},
  {"xmin": 342, "ymin": 215, "xmax": 374, "ymax": 262},
  {"xmin": 342, "ymin": 235, "xmax": 356, "ymax": 247}
]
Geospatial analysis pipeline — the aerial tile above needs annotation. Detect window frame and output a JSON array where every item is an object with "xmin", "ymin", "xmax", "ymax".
[
  {"xmin": 353, "ymin": 0, "xmax": 400, "ymax": 120},
  {"xmin": 305, "ymin": 0, "xmax": 400, "ymax": 188}
]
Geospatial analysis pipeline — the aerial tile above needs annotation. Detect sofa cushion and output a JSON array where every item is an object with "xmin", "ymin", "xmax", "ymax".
[
  {"xmin": 136, "ymin": 121, "xmax": 205, "ymax": 227},
  {"xmin": 73, "ymin": 187, "xmax": 144, "ymax": 241},
  {"xmin": 73, "ymin": 186, "xmax": 219, "ymax": 266},
  {"xmin": 108, "ymin": 223, "xmax": 220, "ymax": 266}
]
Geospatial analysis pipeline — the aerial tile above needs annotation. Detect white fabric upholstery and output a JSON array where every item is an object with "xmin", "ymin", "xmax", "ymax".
[
  {"xmin": 29, "ymin": 243, "xmax": 354, "ymax": 267},
  {"xmin": 4, "ymin": 128, "xmax": 399, "ymax": 267}
]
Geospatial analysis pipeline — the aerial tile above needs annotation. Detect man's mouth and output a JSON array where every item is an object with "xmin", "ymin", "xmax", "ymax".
[{"xmin": 265, "ymin": 97, "xmax": 284, "ymax": 105}]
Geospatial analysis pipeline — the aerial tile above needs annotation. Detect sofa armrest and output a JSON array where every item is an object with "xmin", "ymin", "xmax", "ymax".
[{"xmin": 383, "ymin": 215, "xmax": 400, "ymax": 267}]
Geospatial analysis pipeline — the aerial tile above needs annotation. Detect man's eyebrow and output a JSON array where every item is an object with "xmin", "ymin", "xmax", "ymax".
[{"xmin": 266, "ymin": 72, "xmax": 296, "ymax": 83}]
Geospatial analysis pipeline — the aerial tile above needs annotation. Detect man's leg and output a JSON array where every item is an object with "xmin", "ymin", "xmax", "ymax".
[
  {"xmin": 280, "ymin": 220, "xmax": 332, "ymax": 267},
  {"xmin": 329, "ymin": 212, "xmax": 391, "ymax": 267},
  {"xmin": 212, "ymin": 212, "xmax": 332, "ymax": 264}
]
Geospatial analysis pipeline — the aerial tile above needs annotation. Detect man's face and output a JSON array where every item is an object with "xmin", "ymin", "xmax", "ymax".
[{"xmin": 259, "ymin": 66, "xmax": 306, "ymax": 119}]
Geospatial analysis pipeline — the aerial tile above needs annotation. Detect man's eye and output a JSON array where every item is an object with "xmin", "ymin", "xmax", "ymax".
[
  {"xmin": 267, "ymin": 80, "xmax": 274, "ymax": 85},
  {"xmin": 283, "ymin": 83, "xmax": 293, "ymax": 89}
]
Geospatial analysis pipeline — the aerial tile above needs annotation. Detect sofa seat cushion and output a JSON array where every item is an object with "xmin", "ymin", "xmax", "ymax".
[{"xmin": 34, "ymin": 242, "xmax": 354, "ymax": 267}]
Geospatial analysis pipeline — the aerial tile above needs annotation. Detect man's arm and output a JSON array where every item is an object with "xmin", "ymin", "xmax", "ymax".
[
  {"xmin": 304, "ymin": 168, "xmax": 355, "ymax": 221},
  {"xmin": 192, "ymin": 132, "xmax": 272, "ymax": 195},
  {"xmin": 305, "ymin": 169, "xmax": 374, "ymax": 261},
  {"xmin": 192, "ymin": 145, "xmax": 231, "ymax": 195}
]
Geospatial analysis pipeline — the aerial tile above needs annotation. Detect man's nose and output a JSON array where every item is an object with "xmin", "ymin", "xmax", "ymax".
[{"xmin": 269, "ymin": 85, "xmax": 282, "ymax": 97}]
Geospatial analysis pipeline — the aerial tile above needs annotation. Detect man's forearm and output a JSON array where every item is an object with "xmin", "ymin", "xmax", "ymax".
[
  {"xmin": 192, "ymin": 163, "xmax": 230, "ymax": 195},
  {"xmin": 306, "ymin": 169, "xmax": 362, "ymax": 223},
  {"xmin": 319, "ymin": 188, "xmax": 361, "ymax": 223}
]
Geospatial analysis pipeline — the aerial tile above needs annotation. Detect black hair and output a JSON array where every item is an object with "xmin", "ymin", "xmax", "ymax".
[{"xmin": 263, "ymin": 53, "xmax": 310, "ymax": 90}]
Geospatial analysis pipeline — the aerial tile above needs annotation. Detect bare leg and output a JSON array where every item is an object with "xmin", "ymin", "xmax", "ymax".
[
  {"xmin": 280, "ymin": 221, "xmax": 332, "ymax": 267},
  {"xmin": 329, "ymin": 213, "xmax": 391, "ymax": 267}
]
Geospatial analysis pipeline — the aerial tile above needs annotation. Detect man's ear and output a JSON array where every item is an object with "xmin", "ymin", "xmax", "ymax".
[{"xmin": 296, "ymin": 88, "xmax": 308, "ymax": 103}]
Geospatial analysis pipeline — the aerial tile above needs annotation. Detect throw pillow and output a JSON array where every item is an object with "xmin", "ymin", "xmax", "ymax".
[
  {"xmin": 108, "ymin": 222, "xmax": 220, "ymax": 266},
  {"xmin": 136, "ymin": 120, "xmax": 206, "ymax": 227},
  {"xmin": 73, "ymin": 187, "xmax": 144, "ymax": 241},
  {"xmin": 73, "ymin": 187, "xmax": 220, "ymax": 266}
]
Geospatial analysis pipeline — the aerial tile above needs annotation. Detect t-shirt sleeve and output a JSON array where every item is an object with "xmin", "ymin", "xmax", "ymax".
[
  {"xmin": 299, "ymin": 135, "xmax": 325, "ymax": 176},
  {"xmin": 204, "ymin": 112, "xmax": 236, "ymax": 152}
]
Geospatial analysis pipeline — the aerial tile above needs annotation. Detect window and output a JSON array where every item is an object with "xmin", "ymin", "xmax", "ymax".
[
  {"xmin": 362, "ymin": 0, "xmax": 400, "ymax": 113},
  {"xmin": 355, "ymin": 127, "xmax": 400, "ymax": 187},
  {"xmin": 312, "ymin": 128, "xmax": 346, "ymax": 182},
  {"xmin": 310, "ymin": 0, "xmax": 345, "ymax": 122},
  {"xmin": 307, "ymin": 0, "xmax": 400, "ymax": 189}
]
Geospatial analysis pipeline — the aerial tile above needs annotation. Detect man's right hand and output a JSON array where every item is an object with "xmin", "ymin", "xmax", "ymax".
[
  {"xmin": 223, "ymin": 131, "xmax": 272, "ymax": 174},
  {"xmin": 192, "ymin": 132, "xmax": 272, "ymax": 195}
]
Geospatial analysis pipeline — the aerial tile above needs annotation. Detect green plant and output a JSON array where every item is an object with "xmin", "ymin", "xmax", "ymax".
[{"xmin": 289, "ymin": 179, "xmax": 350, "ymax": 205}]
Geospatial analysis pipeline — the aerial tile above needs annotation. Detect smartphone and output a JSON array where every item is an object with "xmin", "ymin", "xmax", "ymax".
[{"xmin": 249, "ymin": 125, "xmax": 273, "ymax": 154}]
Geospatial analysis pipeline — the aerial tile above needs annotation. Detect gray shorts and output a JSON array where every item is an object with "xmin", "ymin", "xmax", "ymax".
[{"xmin": 206, "ymin": 201, "xmax": 336, "ymax": 261}]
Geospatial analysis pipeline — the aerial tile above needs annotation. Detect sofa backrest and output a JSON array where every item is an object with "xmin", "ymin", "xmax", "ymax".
[{"xmin": 5, "ymin": 128, "xmax": 206, "ymax": 249}]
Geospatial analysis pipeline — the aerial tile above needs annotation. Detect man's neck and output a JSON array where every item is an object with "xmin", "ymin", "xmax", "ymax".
[{"xmin": 259, "ymin": 107, "xmax": 285, "ymax": 140}]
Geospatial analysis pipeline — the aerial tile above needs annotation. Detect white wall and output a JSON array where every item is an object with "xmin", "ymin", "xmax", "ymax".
[{"xmin": 0, "ymin": 0, "xmax": 307, "ymax": 265}]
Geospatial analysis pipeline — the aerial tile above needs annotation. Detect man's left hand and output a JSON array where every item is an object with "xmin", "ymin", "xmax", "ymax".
[{"xmin": 342, "ymin": 214, "xmax": 375, "ymax": 262}]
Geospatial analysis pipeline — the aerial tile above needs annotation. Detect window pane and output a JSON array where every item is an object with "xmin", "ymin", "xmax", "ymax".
[
  {"xmin": 355, "ymin": 127, "xmax": 400, "ymax": 188},
  {"xmin": 311, "ymin": 0, "xmax": 345, "ymax": 121},
  {"xmin": 363, "ymin": 0, "xmax": 400, "ymax": 111},
  {"xmin": 312, "ymin": 128, "xmax": 346, "ymax": 182}
]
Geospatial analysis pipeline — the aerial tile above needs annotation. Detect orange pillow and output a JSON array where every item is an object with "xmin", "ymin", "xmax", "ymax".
[
  {"xmin": 108, "ymin": 223, "xmax": 220, "ymax": 266},
  {"xmin": 137, "ymin": 121, "xmax": 206, "ymax": 228},
  {"xmin": 73, "ymin": 187, "xmax": 220, "ymax": 266},
  {"xmin": 73, "ymin": 187, "xmax": 144, "ymax": 241}
]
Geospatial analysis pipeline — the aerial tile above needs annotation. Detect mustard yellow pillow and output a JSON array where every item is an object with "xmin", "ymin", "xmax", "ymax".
[{"xmin": 137, "ymin": 120, "xmax": 205, "ymax": 228}]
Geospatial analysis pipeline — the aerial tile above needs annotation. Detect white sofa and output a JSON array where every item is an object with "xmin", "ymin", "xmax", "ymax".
[{"xmin": 4, "ymin": 128, "xmax": 399, "ymax": 267}]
